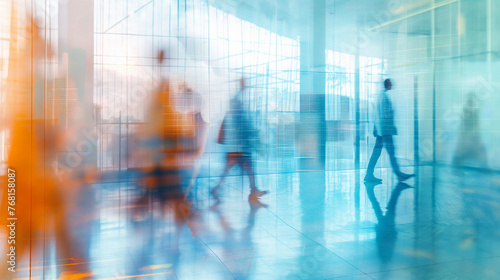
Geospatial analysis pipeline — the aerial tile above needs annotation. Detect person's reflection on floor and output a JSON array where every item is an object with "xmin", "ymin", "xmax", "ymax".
[
  {"xmin": 128, "ymin": 219, "xmax": 179, "ymax": 279},
  {"xmin": 212, "ymin": 202, "xmax": 265, "ymax": 279},
  {"xmin": 365, "ymin": 182, "xmax": 412, "ymax": 263}
]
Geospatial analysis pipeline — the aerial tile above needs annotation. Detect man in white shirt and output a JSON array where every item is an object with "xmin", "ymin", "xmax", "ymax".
[{"xmin": 365, "ymin": 79, "xmax": 414, "ymax": 182}]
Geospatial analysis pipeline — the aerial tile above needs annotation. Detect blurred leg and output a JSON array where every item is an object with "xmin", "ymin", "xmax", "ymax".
[
  {"xmin": 366, "ymin": 136, "xmax": 383, "ymax": 175},
  {"xmin": 241, "ymin": 154, "xmax": 268, "ymax": 203},
  {"xmin": 240, "ymin": 154, "xmax": 257, "ymax": 191},
  {"xmin": 383, "ymin": 135, "xmax": 401, "ymax": 175},
  {"xmin": 211, "ymin": 153, "xmax": 238, "ymax": 203}
]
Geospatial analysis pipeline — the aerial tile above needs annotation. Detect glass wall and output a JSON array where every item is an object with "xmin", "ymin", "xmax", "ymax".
[
  {"xmin": 94, "ymin": 0, "xmax": 303, "ymax": 171},
  {"xmin": 3, "ymin": 0, "xmax": 500, "ymax": 173}
]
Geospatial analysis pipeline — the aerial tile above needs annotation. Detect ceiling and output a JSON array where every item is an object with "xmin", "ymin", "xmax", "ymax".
[{"xmin": 208, "ymin": 0, "xmax": 445, "ymax": 57}]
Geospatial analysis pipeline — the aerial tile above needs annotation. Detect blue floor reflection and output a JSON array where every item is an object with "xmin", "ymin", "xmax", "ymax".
[{"xmin": 12, "ymin": 160, "xmax": 500, "ymax": 279}]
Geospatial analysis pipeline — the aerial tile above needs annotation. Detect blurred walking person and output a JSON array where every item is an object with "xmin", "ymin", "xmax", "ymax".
[
  {"xmin": 129, "ymin": 51, "xmax": 205, "ymax": 247},
  {"xmin": 365, "ymin": 79, "xmax": 414, "ymax": 183},
  {"xmin": 452, "ymin": 93, "xmax": 488, "ymax": 168},
  {"xmin": 211, "ymin": 78, "xmax": 268, "ymax": 206},
  {"xmin": 0, "ymin": 14, "xmax": 92, "ymax": 279}
]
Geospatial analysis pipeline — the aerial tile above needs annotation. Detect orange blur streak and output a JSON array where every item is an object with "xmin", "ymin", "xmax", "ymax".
[{"xmin": 98, "ymin": 272, "xmax": 172, "ymax": 280}]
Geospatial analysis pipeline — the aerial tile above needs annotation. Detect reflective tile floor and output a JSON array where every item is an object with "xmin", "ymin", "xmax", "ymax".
[{"xmin": 8, "ymin": 161, "xmax": 500, "ymax": 279}]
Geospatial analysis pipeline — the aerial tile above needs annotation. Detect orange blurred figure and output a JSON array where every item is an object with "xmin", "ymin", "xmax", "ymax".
[
  {"xmin": 0, "ymin": 7, "xmax": 91, "ymax": 279},
  {"xmin": 130, "ymin": 50, "xmax": 208, "ymax": 246}
]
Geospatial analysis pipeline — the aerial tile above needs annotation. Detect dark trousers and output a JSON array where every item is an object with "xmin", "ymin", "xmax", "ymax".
[{"xmin": 366, "ymin": 135, "xmax": 401, "ymax": 176}]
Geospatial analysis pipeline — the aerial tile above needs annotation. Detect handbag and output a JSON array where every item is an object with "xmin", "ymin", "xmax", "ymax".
[{"xmin": 217, "ymin": 118, "xmax": 226, "ymax": 144}]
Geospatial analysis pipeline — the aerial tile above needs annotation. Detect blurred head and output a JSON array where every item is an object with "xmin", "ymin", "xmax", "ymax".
[
  {"xmin": 240, "ymin": 77, "xmax": 246, "ymax": 91},
  {"xmin": 158, "ymin": 50, "xmax": 165, "ymax": 65},
  {"xmin": 384, "ymin": 79, "xmax": 392, "ymax": 90}
]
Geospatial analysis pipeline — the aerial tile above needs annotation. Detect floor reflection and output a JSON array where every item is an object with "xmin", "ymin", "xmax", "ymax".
[
  {"xmin": 9, "ymin": 164, "xmax": 500, "ymax": 279},
  {"xmin": 365, "ymin": 182, "xmax": 412, "ymax": 264}
]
